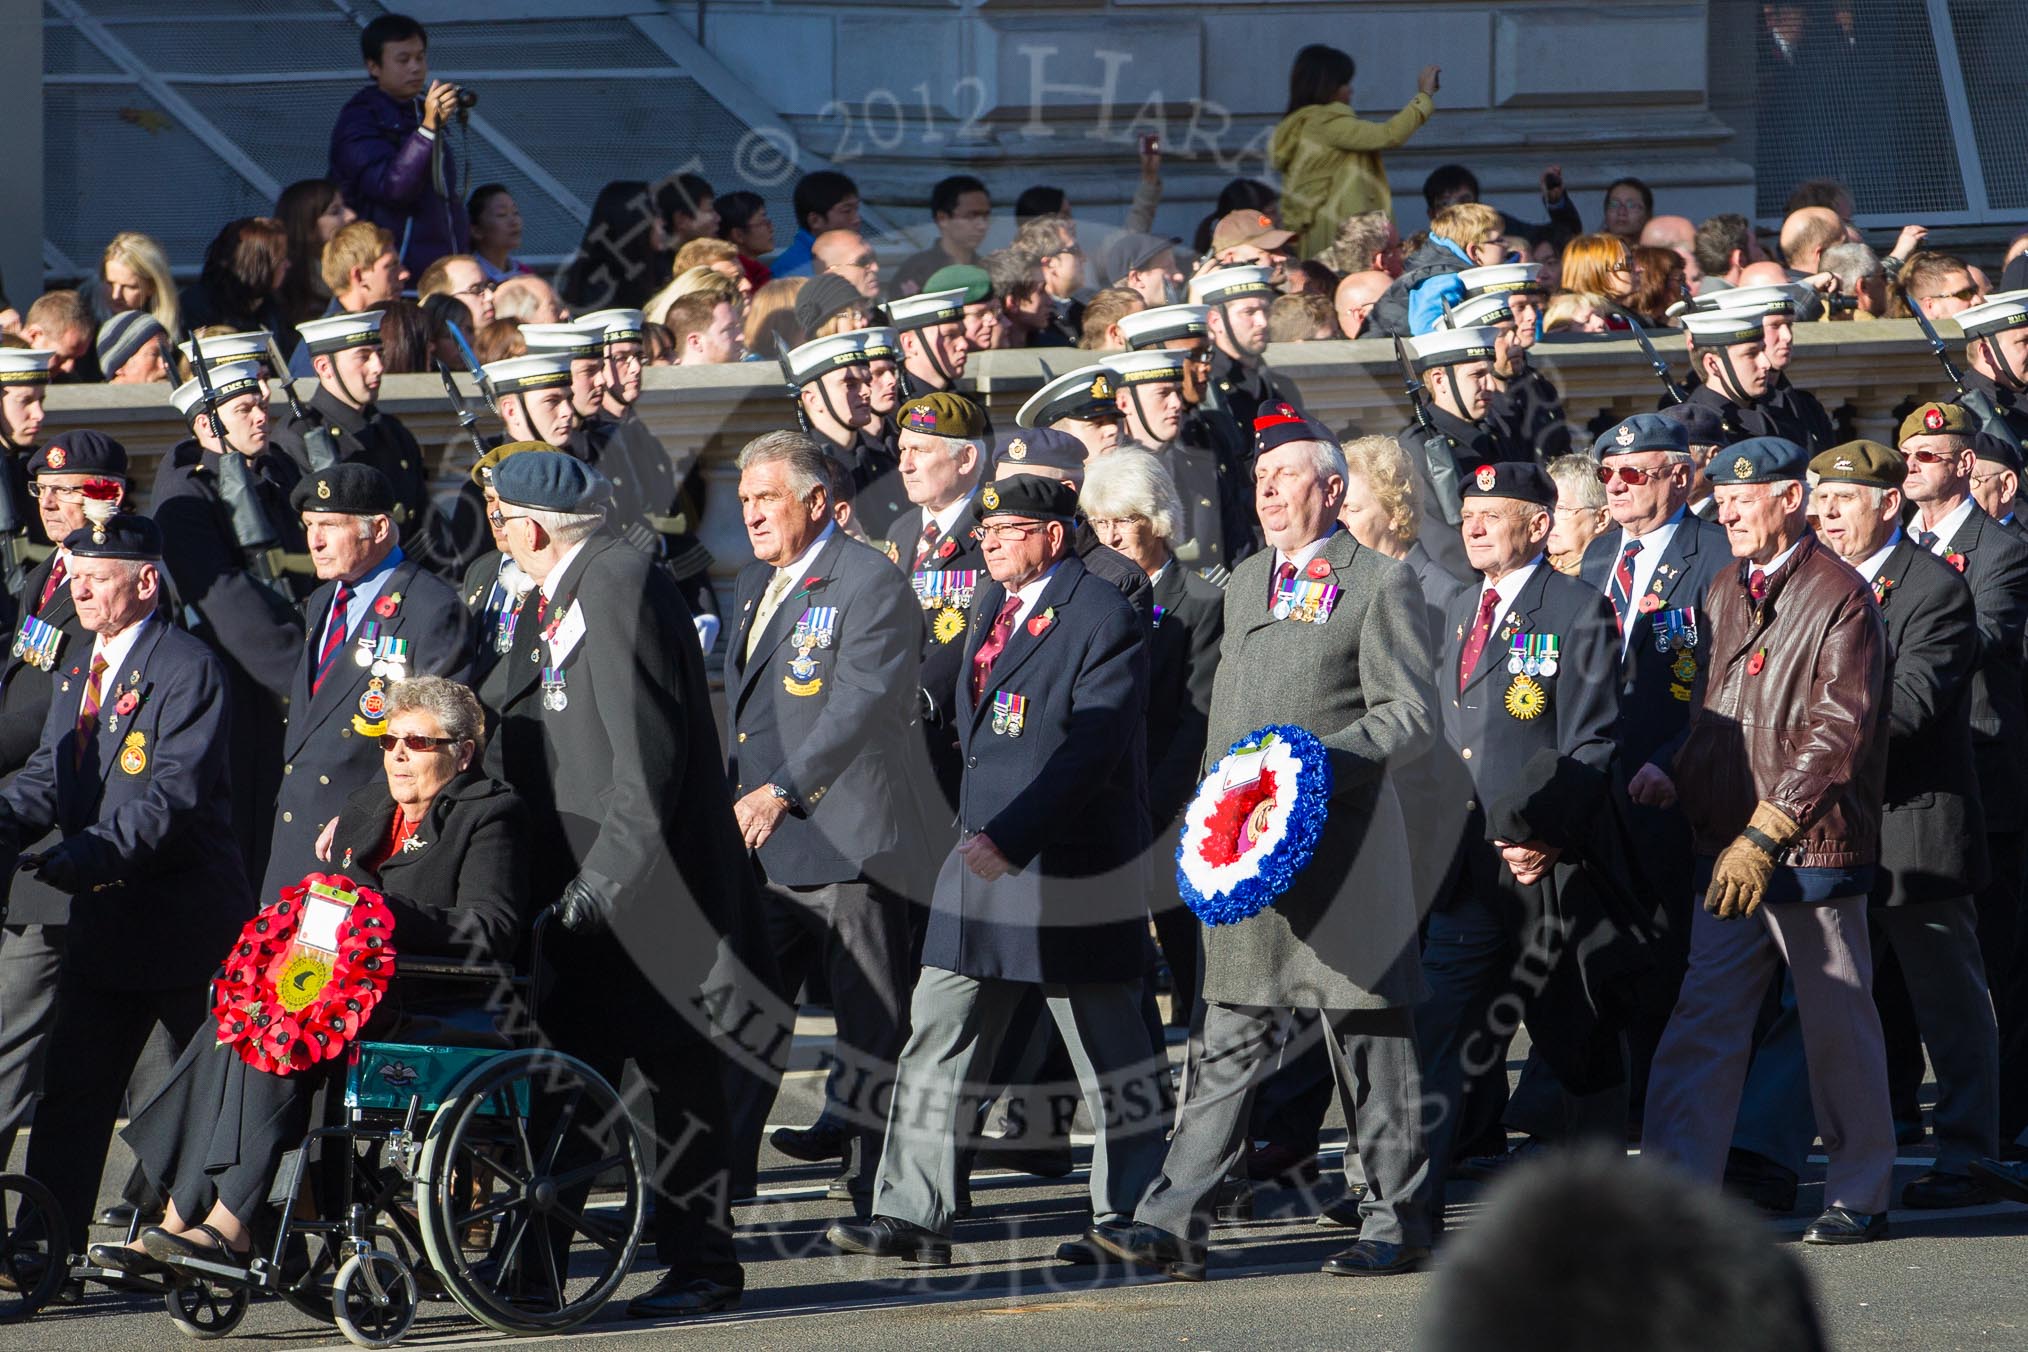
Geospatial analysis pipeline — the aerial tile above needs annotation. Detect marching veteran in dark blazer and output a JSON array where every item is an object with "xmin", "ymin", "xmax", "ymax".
[
  {"xmin": 0, "ymin": 515, "xmax": 251, "ymax": 1260},
  {"xmin": 1577, "ymin": 413, "xmax": 1733, "ymax": 1112},
  {"xmin": 826, "ymin": 472, "xmax": 1166, "ymax": 1267},
  {"xmin": 1084, "ymin": 447, "xmax": 1225, "ymax": 1021},
  {"xmin": 1729, "ymin": 443, "xmax": 2000, "ymax": 1210},
  {"xmin": 93, "ymin": 676, "xmax": 529, "ymax": 1280},
  {"xmin": 1635, "ymin": 436, "xmax": 1895, "ymax": 1246},
  {"xmin": 1419, "ymin": 462, "xmax": 1636, "ymax": 1203},
  {"xmin": 261, "ymin": 463, "xmax": 473, "ymax": 904},
  {"xmin": 0, "ymin": 430, "xmax": 130, "ymax": 1167},
  {"xmin": 721, "ymin": 430, "xmax": 925, "ymax": 1214},
  {"xmin": 1093, "ymin": 406, "xmax": 1439, "ymax": 1281},
  {"xmin": 478, "ymin": 450, "xmax": 756, "ymax": 1319}
]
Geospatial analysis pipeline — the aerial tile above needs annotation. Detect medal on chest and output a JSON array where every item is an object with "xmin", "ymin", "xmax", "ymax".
[
  {"xmin": 1506, "ymin": 633, "xmax": 1559, "ymax": 677},
  {"xmin": 784, "ymin": 606, "xmax": 836, "ymax": 696},
  {"xmin": 352, "ymin": 677, "xmax": 391, "ymax": 736},
  {"xmin": 541, "ymin": 666, "xmax": 569, "ymax": 712},
  {"xmin": 1653, "ymin": 605, "xmax": 1700, "ymax": 653},
  {"xmin": 915, "ymin": 570, "xmax": 978, "ymax": 645},
  {"xmin": 991, "ymin": 691, "xmax": 1028, "ymax": 737},
  {"xmin": 12, "ymin": 613, "xmax": 63, "ymax": 672},
  {"xmin": 1271, "ymin": 577, "xmax": 1340, "ymax": 624}
]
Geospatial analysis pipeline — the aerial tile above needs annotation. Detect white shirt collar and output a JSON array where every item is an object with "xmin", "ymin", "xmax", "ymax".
[
  {"xmin": 775, "ymin": 523, "xmax": 837, "ymax": 583},
  {"xmin": 538, "ymin": 537, "xmax": 593, "ymax": 603},
  {"xmin": 1005, "ymin": 560, "xmax": 1062, "ymax": 630},
  {"xmin": 1851, "ymin": 529, "xmax": 1901, "ymax": 583},
  {"xmin": 1756, "ymin": 535, "xmax": 1806, "ymax": 578},
  {"xmin": 85, "ymin": 610, "xmax": 155, "ymax": 707},
  {"xmin": 1273, "ymin": 528, "xmax": 1339, "ymax": 575},
  {"xmin": 926, "ymin": 493, "xmax": 975, "ymax": 543},
  {"xmin": 1923, "ymin": 496, "xmax": 1978, "ymax": 553},
  {"xmin": 1481, "ymin": 557, "xmax": 1544, "ymax": 635}
]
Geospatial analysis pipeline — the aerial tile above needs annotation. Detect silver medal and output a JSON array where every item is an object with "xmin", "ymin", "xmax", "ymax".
[{"xmin": 1539, "ymin": 656, "xmax": 1558, "ymax": 677}]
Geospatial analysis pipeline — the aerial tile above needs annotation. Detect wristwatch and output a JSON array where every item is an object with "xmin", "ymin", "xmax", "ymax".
[{"xmin": 767, "ymin": 784, "xmax": 795, "ymax": 809}]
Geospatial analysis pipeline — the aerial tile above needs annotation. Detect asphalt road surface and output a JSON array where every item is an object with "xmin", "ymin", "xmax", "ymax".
[{"xmin": 5, "ymin": 1021, "xmax": 2025, "ymax": 1351}]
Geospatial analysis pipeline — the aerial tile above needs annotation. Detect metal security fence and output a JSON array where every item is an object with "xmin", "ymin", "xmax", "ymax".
[
  {"xmin": 1754, "ymin": 0, "xmax": 2026, "ymax": 227},
  {"xmin": 41, "ymin": 0, "xmax": 796, "ymax": 277}
]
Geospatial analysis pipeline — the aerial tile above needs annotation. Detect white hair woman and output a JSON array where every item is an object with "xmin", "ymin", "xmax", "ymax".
[
  {"xmin": 1545, "ymin": 452, "xmax": 1610, "ymax": 576},
  {"xmin": 1080, "ymin": 448, "xmax": 1225, "ymax": 1023}
]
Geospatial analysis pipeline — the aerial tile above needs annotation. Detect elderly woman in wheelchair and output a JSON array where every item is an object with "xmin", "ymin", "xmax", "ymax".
[{"xmin": 94, "ymin": 677, "xmax": 530, "ymax": 1282}]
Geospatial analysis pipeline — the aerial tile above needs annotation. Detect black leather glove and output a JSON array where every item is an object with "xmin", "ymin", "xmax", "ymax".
[
  {"xmin": 555, "ymin": 876, "xmax": 612, "ymax": 936},
  {"xmin": 32, "ymin": 844, "xmax": 82, "ymax": 895}
]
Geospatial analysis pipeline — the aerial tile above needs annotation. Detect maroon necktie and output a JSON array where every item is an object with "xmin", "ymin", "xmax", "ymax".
[
  {"xmin": 1458, "ymin": 587, "xmax": 1499, "ymax": 693},
  {"xmin": 1748, "ymin": 568, "xmax": 1768, "ymax": 602},
  {"xmin": 913, "ymin": 520, "xmax": 941, "ymax": 571},
  {"xmin": 970, "ymin": 596, "xmax": 1023, "ymax": 707},
  {"xmin": 1268, "ymin": 560, "xmax": 1296, "ymax": 615},
  {"xmin": 38, "ymin": 557, "xmax": 66, "ymax": 614},
  {"xmin": 311, "ymin": 582, "xmax": 351, "ymax": 694}
]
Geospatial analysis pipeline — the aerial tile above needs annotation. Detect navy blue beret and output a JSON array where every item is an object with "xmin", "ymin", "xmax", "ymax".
[
  {"xmin": 994, "ymin": 427, "xmax": 1087, "ymax": 474},
  {"xmin": 490, "ymin": 450, "xmax": 608, "ymax": 512},
  {"xmin": 1708, "ymin": 436, "xmax": 1808, "ymax": 485},
  {"xmin": 1460, "ymin": 460, "xmax": 1557, "ymax": 509},
  {"xmin": 1593, "ymin": 413, "xmax": 1689, "ymax": 458},
  {"xmin": 65, "ymin": 513, "xmax": 161, "ymax": 560},
  {"xmin": 972, "ymin": 473, "xmax": 1079, "ymax": 523},
  {"xmin": 31, "ymin": 429, "xmax": 129, "ymax": 480}
]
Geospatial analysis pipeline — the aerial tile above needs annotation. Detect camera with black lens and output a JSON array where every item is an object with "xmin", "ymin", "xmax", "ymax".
[{"xmin": 454, "ymin": 87, "xmax": 479, "ymax": 110}]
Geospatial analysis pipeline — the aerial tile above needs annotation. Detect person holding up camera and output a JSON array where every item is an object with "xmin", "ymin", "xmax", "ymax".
[{"xmin": 328, "ymin": 13, "xmax": 471, "ymax": 277}]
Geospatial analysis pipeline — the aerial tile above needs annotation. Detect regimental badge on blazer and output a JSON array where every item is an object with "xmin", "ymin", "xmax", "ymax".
[{"xmin": 118, "ymin": 731, "xmax": 147, "ymax": 775}]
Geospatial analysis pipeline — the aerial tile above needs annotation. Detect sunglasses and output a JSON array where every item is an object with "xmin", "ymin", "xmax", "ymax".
[
  {"xmin": 1922, "ymin": 286, "xmax": 1980, "ymax": 304},
  {"xmin": 1596, "ymin": 464, "xmax": 1677, "ymax": 485},
  {"xmin": 1902, "ymin": 448, "xmax": 1958, "ymax": 465},
  {"xmin": 379, "ymin": 733, "xmax": 458, "ymax": 753},
  {"xmin": 487, "ymin": 508, "xmax": 534, "ymax": 529}
]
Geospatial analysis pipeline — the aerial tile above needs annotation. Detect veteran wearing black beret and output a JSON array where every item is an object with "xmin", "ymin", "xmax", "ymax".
[
  {"xmin": 258, "ymin": 460, "xmax": 474, "ymax": 905},
  {"xmin": 0, "ymin": 508, "xmax": 253, "ymax": 1260},
  {"xmin": 1414, "ymin": 444, "xmax": 1631, "ymax": 1218}
]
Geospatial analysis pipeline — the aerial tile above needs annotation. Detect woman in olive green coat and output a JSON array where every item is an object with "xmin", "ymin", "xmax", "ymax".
[{"xmin": 1269, "ymin": 45, "xmax": 1440, "ymax": 258}]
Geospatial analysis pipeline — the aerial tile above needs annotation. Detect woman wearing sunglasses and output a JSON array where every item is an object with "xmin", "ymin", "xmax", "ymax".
[{"xmin": 101, "ymin": 678, "xmax": 532, "ymax": 1279}]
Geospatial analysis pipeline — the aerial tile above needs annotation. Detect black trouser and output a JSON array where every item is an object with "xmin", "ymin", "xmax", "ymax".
[
  {"xmin": 24, "ymin": 971, "xmax": 208, "ymax": 1251},
  {"xmin": 542, "ymin": 938, "xmax": 743, "ymax": 1288}
]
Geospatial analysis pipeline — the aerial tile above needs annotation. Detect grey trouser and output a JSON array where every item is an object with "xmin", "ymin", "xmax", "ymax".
[
  {"xmin": 1646, "ymin": 895, "xmax": 1895, "ymax": 1213},
  {"xmin": 1138, "ymin": 1000, "xmax": 1430, "ymax": 1247},
  {"xmin": 872, "ymin": 966, "xmax": 1169, "ymax": 1236}
]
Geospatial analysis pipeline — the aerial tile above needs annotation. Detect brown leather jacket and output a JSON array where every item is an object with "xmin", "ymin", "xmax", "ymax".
[{"xmin": 1669, "ymin": 532, "xmax": 1888, "ymax": 867}]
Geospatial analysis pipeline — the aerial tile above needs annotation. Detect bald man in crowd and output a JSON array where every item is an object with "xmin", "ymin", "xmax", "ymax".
[
  {"xmin": 1781, "ymin": 207, "xmax": 1846, "ymax": 279},
  {"xmin": 813, "ymin": 230, "xmax": 883, "ymax": 303},
  {"xmin": 1335, "ymin": 272, "xmax": 1392, "ymax": 341}
]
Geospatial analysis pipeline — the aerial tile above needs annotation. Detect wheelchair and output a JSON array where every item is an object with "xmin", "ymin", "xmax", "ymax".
[{"xmin": 1, "ymin": 915, "xmax": 648, "ymax": 1347}]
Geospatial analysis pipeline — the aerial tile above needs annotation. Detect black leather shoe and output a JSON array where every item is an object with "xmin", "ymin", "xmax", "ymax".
[
  {"xmin": 625, "ymin": 1275, "xmax": 741, "ymax": 1319},
  {"xmin": 1969, "ymin": 1158, "xmax": 2028, "ymax": 1205},
  {"xmin": 98, "ymin": 1202, "xmax": 160, "ymax": 1229},
  {"xmin": 1722, "ymin": 1149, "xmax": 1798, "ymax": 1214},
  {"xmin": 1901, "ymin": 1170, "xmax": 1998, "ymax": 1209},
  {"xmin": 771, "ymin": 1121, "xmax": 850, "ymax": 1163},
  {"xmin": 1086, "ymin": 1221, "xmax": 1206, "ymax": 1281},
  {"xmin": 86, "ymin": 1242, "xmax": 167, "ymax": 1280},
  {"xmin": 1802, "ymin": 1206, "xmax": 1887, "ymax": 1244},
  {"xmin": 1321, "ymin": 1239, "xmax": 1428, "ymax": 1275},
  {"xmin": 825, "ymin": 1215, "xmax": 952, "ymax": 1265}
]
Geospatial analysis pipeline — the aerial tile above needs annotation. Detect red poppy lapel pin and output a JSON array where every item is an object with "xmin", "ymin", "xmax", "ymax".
[
  {"xmin": 1028, "ymin": 606, "xmax": 1056, "ymax": 637},
  {"xmin": 373, "ymin": 590, "xmax": 402, "ymax": 619},
  {"xmin": 1872, "ymin": 575, "xmax": 1895, "ymax": 606},
  {"xmin": 1304, "ymin": 557, "xmax": 1331, "ymax": 581},
  {"xmin": 114, "ymin": 689, "xmax": 140, "ymax": 717},
  {"xmin": 1747, "ymin": 647, "xmax": 1768, "ymax": 676},
  {"xmin": 935, "ymin": 538, "xmax": 958, "ymax": 561},
  {"xmin": 1946, "ymin": 551, "xmax": 1967, "ymax": 573}
]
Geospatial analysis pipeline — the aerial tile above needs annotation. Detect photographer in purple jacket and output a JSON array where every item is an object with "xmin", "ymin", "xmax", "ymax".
[{"xmin": 327, "ymin": 13, "xmax": 471, "ymax": 276}]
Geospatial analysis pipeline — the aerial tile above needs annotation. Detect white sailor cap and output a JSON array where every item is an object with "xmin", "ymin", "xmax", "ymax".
[
  {"xmin": 576, "ymin": 308, "xmax": 646, "ymax": 345},
  {"xmin": 171, "ymin": 360, "xmax": 265, "ymax": 417},
  {"xmin": 884, "ymin": 288, "xmax": 968, "ymax": 332},
  {"xmin": 857, "ymin": 326, "xmax": 901, "ymax": 362},
  {"xmin": 1406, "ymin": 326, "xmax": 1501, "ymax": 368},
  {"xmin": 1441, "ymin": 292, "xmax": 1516, "ymax": 330},
  {"xmin": 519, "ymin": 322, "xmax": 604, "ymax": 361},
  {"xmin": 1106, "ymin": 349, "xmax": 1189, "ymax": 386},
  {"xmin": 1458, "ymin": 262, "xmax": 1546, "ymax": 298},
  {"xmin": 784, "ymin": 332, "xmax": 870, "ymax": 386},
  {"xmin": 482, "ymin": 353, "xmax": 576, "ymax": 396},
  {"xmin": 1189, "ymin": 266, "xmax": 1276, "ymax": 306},
  {"xmin": 1707, "ymin": 283, "xmax": 1809, "ymax": 320},
  {"xmin": 1016, "ymin": 367, "xmax": 1120, "ymax": 428},
  {"xmin": 0, "ymin": 349, "xmax": 54, "ymax": 386},
  {"xmin": 1117, "ymin": 304, "xmax": 1211, "ymax": 350},
  {"xmin": 1956, "ymin": 291, "xmax": 2028, "ymax": 339},
  {"xmin": 1681, "ymin": 308, "xmax": 1767, "ymax": 347},
  {"xmin": 294, "ymin": 311, "xmax": 385, "ymax": 356},
  {"xmin": 177, "ymin": 330, "xmax": 274, "ymax": 370}
]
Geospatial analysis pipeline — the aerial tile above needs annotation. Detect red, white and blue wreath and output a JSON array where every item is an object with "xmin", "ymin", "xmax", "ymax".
[{"xmin": 1177, "ymin": 725, "xmax": 1333, "ymax": 926}]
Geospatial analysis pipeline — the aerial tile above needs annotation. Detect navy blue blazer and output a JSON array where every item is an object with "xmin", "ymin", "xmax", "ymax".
[
  {"xmin": 921, "ymin": 554, "xmax": 1151, "ymax": 984},
  {"xmin": 1578, "ymin": 510, "xmax": 1733, "ymax": 773},
  {"xmin": 0, "ymin": 614, "xmax": 251, "ymax": 989},
  {"xmin": 1931, "ymin": 504, "xmax": 2028, "ymax": 832},
  {"xmin": 0, "ymin": 554, "xmax": 90, "ymax": 925},
  {"xmin": 725, "ymin": 531, "xmax": 927, "ymax": 887},
  {"xmin": 260, "ymin": 552, "xmax": 474, "ymax": 904}
]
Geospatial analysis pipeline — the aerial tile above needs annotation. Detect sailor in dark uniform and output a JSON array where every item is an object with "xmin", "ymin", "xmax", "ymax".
[
  {"xmin": 784, "ymin": 330, "xmax": 908, "ymax": 534},
  {"xmin": 1190, "ymin": 266, "xmax": 1290, "ymax": 435},
  {"xmin": 1120, "ymin": 304, "xmax": 1254, "ymax": 514},
  {"xmin": 884, "ymin": 288, "xmax": 972, "ymax": 399},
  {"xmin": 1679, "ymin": 307, "xmax": 1787, "ymax": 447},
  {"xmin": 1109, "ymin": 348, "xmax": 1241, "ymax": 581},
  {"xmin": 1706, "ymin": 285, "xmax": 1834, "ymax": 452},
  {"xmin": 1398, "ymin": 326, "xmax": 1534, "ymax": 584},
  {"xmin": 1459, "ymin": 263, "xmax": 1572, "ymax": 460},
  {"xmin": 1015, "ymin": 365, "xmax": 1123, "ymax": 463},
  {"xmin": 270, "ymin": 311, "xmax": 453, "ymax": 576},
  {"xmin": 1953, "ymin": 292, "xmax": 2028, "ymax": 449}
]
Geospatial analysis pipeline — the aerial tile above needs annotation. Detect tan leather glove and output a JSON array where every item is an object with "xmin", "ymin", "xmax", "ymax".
[{"xmin": 1706, "ymin": 801, "xmax": 1802, "ymax": 920}]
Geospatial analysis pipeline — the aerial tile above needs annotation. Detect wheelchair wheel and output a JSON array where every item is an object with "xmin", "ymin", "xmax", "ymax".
[
  {"xmin": 166, "ymin": 1277, "xmax": 249, "ymax": 1339},
  {"xmin": 0, "ymin": 1174, "xmax": 65, "ymax": 1323},
  {"xmin": 332, "ymin": 1249, "xmax": 418, "ymax": 1348},
  {"xmin": 414, "ymin": 1048, "xmax": 644, "ymax": 1335}
]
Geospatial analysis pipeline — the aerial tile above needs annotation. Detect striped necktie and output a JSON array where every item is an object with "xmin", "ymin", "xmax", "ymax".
[
  {"xmin": 1607, "ymin": 538, "xmax": 1642, "ymax": 630},
  {"xmin": 74, "ymin": 655, "xmax": 107, "ymax": 769},
  {"xmin": 312, "ymin": 582, "xmax": 351, "ymax": 694}
]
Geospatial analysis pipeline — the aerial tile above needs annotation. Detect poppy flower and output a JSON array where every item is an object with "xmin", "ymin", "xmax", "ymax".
[
  {"xmin": 1305, "ymin": 558, "xmax": 1331, "ymax": 580},
  {"xmin": 114, "ymin": 690, "xmax": 139, "ymax": 716},
  {"xmin": 1747, "ymin": 648, "xmax": 1767, "ymax": 676},
  {"xmin": 373, "ymin": 593, "xmax": 400, "ymax": 618}
]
